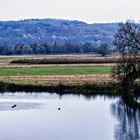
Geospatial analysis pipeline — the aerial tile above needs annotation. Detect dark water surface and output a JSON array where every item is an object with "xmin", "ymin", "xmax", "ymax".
[{"xmin": 0, "ymin": 92, "xmax": 139, "ymax": 140}]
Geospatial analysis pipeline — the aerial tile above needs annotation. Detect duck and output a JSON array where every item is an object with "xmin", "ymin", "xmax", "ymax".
[{"xmin": 11, "ymin": 104, "xmax": 17, "ymax": 108}]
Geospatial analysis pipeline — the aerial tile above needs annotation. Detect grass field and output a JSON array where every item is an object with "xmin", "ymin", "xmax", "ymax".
[
  {"xmin": 0, "ymin": 66, "xmax": 112, "ymax": 76},
  {"xmin": 0, "ymin": 55, "xmax": 114, "ymax": 92}
]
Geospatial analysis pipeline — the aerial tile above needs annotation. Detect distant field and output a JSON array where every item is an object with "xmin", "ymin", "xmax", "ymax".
[
  {"xmin": 0, "ymin": 66, "xmax": 112, "ymax": 76},
  {"xmin": 10, "ymin": 56, "xmax": 120, "ymax": 64},
  {"xmin": 0, "ymin": 55, "xmax": 118, "ymax": 68}
]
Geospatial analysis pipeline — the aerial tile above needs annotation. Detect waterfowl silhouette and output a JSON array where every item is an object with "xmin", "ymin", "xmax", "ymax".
[{"xmin": 11, "ymin": 104, "xmax": 17, "ymax": 108}]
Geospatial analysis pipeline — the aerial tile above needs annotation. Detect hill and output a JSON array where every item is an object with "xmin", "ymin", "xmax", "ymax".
[{"xmin": 0, "ymin": 19, "xmax": 119, "ymax": 47}]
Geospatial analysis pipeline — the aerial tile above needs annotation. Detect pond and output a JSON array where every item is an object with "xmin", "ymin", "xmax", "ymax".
[{"xmin": 0, "ymin": 92, "xmax": 139, "ymax": 140}]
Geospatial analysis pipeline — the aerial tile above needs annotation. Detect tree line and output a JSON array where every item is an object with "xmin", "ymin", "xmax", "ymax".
[{"xmin": 0, "ymin": 41, "xmax": 111, "ymax": 56}]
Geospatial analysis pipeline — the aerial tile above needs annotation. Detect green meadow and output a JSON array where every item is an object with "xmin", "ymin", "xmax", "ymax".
[{"xmin": 0, "ymin": 66, "xmax": 112, "ymax": 76}]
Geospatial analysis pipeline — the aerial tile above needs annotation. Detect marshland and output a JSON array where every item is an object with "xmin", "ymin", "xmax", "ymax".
[
  {"xmin": 0, "ymin": 52, "xmax": 139, "ymax": 140},
  {"xmin": 0, "ymin": 4, "xmax": 140, "ymax": 139},
  {"xmin": 0, "ymin": 55, "xmax": 116, "ymax": 93}
]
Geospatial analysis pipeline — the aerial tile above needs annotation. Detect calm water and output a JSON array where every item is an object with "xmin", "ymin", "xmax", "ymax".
[{"xmin": 0, "ymin": 92, "xmax": 139, "ymax": 140}]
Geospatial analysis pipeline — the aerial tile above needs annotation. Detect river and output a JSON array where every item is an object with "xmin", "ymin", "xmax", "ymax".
[{"xmin": 0, "ymin": 92, "xmax": 139, "ymax": 140}]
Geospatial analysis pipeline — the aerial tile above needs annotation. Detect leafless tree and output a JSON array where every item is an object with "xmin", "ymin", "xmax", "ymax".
[{"xmin": 113, "ymin": 20, "xmax": 140, "ymax": 91}]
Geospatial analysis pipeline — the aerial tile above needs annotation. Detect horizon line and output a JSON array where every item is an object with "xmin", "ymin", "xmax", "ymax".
[{"xmin": 0, "ymin": 17, "xmax": 125, "ymax": 24}]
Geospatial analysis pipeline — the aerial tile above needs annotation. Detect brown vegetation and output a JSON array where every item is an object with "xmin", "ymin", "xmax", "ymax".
[
  {"xmin": 11, "ymin": 57, "xmax": 120, "ymax": 64},
  {"xmin": 0, "ymin": 74, "xmax": 113, "ymax": 87},
  {"xmin": 0, "ymin": 55, "xmax": 117, "ymax": 68}
]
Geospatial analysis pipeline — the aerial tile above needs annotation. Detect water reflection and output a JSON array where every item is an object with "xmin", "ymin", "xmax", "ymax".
[
  {"xmin": 0, "ymin": 92, "xmax": 139, "ymax": 140},
  {"xmin": 111, "ymin": 94, "xmax": 140, "ymax": 140}
]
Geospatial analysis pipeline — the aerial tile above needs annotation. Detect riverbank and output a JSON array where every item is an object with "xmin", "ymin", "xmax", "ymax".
[
  {"xmin": 0, "ymin": 55, "xmax": 139, "ymax": 94},
  {"xmin": 0, "ymin": 55, "xmax": 116, "ymax": 93},
  {"xmin": 0, "ymin": 74, "xmax": 118, "ymax": 94},
  {"xmin": 0, "ymin": 74, "xmax": 139, "ymax": 94}
]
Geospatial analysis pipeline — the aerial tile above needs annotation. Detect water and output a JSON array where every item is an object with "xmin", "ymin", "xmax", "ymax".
[{"xmin": 0, "ymin": 92, "xmax": 139, "ymax": 140}]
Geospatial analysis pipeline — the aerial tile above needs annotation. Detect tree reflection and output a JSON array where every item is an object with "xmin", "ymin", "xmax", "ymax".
[{"xmin": 111, "ymin": 94, "xmax": 140, "ymax": 140}]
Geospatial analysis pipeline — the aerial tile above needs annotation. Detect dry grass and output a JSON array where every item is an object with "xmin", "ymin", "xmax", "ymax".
[
  {"xmin": 11, "ymin": 57, "xmax": 120, "ymax": 64},
  {"xmin": 0, "ymin": 55, "xmax": 117, "ymax": 68},
  {"xmin": 0, "ymin": 74, "xmax": 114, "ymax": 87}
]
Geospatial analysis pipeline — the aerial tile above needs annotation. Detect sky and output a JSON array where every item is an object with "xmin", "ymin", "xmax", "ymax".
[{"xmin": 0, "ymin": 0, "xmax": 140, "ymax": 23}]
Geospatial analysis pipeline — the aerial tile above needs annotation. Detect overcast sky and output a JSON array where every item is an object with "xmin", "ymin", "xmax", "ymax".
[{"xmin": 0, "ymin": 0, "xmax": 139, "ymax": 23}]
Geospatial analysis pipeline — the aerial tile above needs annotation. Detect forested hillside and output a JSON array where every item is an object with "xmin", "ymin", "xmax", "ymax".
[{"xmin": 0, "ymin": 19, "xmax": 118, "ymax": 47}]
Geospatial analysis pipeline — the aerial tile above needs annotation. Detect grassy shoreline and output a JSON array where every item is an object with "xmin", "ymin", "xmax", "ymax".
[
  {"xmin": 0, "ymin": 73, "xmax": 116, "ymax": 93},
  {"xmin": 0, "ymin": 79, "xmax": 118, "ymax": 94},
  {"xmin": 0, "ymin": 74, "xmax": 139, "ymax": 94},
  {"xmin": 0, "ymin": 55, "xmax": 139, "ymax": 94},
  {"xmin": 0, "ymin": 78, "xmax": 139, "ymax": 95},
  {"xmin": 0, "ymin": 64, "xmax": 115, "ymax": 93}
]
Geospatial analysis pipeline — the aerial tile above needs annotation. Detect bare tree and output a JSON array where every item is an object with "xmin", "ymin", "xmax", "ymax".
[{"xmin": 113, "ymin": 20, "xmax": 140, "ymax": 91}]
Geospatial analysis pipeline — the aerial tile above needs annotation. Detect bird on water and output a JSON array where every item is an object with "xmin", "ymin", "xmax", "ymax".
[{"xmin": 11, "ymin": 104, "xmax": 17, "ymax": 108}]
